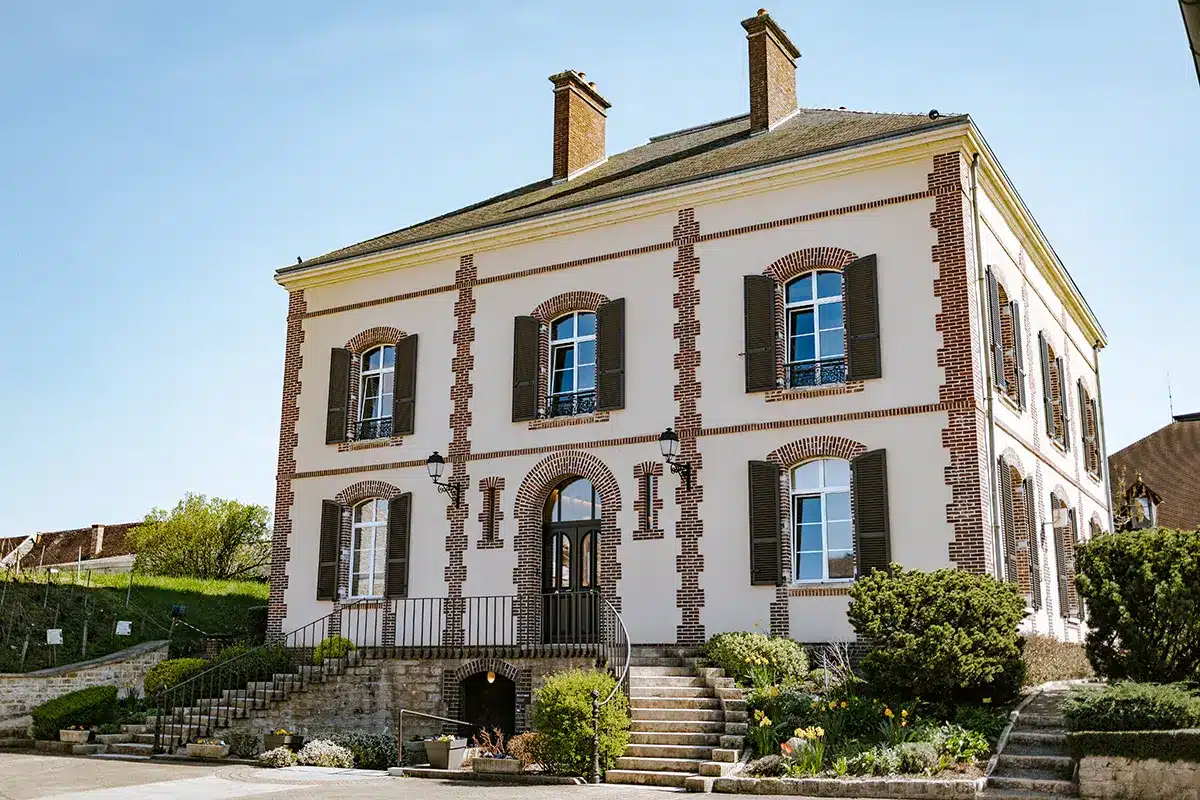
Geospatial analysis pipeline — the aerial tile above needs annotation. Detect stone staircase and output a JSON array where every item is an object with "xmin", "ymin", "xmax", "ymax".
[
  {"xmin": 0, "ymin": 718, "xmax": 33, "ymax": 752},
  {"xmin": 606, "ymin": 647, "xmax": 745, "ymax": 790},
  {"xmin": 984, "ymin": 687, "xmax": 1077, "ymax": 798}
]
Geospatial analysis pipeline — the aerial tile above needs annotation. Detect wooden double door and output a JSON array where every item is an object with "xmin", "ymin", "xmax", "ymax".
[{"xmin": 542, "ymin": 478, "xmax": 601, "ymax": 644}]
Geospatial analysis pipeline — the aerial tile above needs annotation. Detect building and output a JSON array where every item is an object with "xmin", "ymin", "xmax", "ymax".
[
  {"xmin": 268, "ymin": 9, "xmax": 1109, "ymax": 651},
  {"xmin": 0, "ymin": 522, "xmax": 140, "ymax": 574},
  {"xmin": 1109, "ymin": 412, "xmax": 1200, "ymax": 531},
  {"xmin": 1182, "ymin": 0, "xmax": 1200, "ymax": 86}
]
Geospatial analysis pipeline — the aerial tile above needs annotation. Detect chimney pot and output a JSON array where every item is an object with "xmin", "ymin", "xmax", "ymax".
[
  {"xmin": 548, "ymin": 70, "xmax": 611, "ymax": 182},
  {"xmin": 741, "ymin": 10, "xmax": 801, "ymax": 134}
]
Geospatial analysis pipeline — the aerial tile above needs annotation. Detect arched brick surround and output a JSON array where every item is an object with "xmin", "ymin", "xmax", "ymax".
[
  {"xmin": 765, "ymin": 436, "xmax": 867, "ymax": 637},
  {"xmin": 334, "ymin": 480, "xmax": 404, "ymax": 506},
  {"xmin": 763, "ymin": 247, "xmax": 859, "ymax": 284},
  {"xmin": 340, "ymin": 327, "xmax": 412, "ymax": 451},
  {"xmin": 998, "ymin": 448, "xmax": 1028, "ymax": 480},
  {"xmin": 443, "ymin": 658, "xmax": 531, "ymax": 734},
  {"xmin": 513, "ymin": 451, "xmax": 623, "ymax": 645},
  {"xmin": 345, "ymin": 326, "xmax": 408, "ymax": 354},
  {"xmin": 329, "ymin": 480, "xmax": 404, "ymax": 637}
]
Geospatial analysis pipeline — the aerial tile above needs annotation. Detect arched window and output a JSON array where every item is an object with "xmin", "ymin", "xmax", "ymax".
[
  {"xmin": 359, "ymin": 345, "xmax": 395, "ymax": 439},
  {"xmin": 351, "ymin": 498, "xmax": 388, "ymax": 597},
  {"xmin": 791, "ymin": 458, "xmax": 853, "ymax": 581},
  {"xmin": 548, "ymin": 312, "xmax": 596, "ymax": 417},
  {"xmin": 785, "ymin": 271, "xmax": 845, "ymax": 387},
  {"xmin": 546, "ymin": 477, "xmax": 602, "ymax": 522}
]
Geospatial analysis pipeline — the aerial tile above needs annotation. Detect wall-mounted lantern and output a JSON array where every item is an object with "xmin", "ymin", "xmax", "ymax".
[
  {"xmin": 427, "ymin": 451, "xmax": 464, "ymax": 507},
  {"xmin": 658, "ymin": 427, "xmax": 694, "ymax": 490}
]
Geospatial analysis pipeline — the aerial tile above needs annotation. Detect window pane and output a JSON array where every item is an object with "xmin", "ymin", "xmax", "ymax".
[
  {"xmin": 581, "ymin": 533, "xmax": 592, "ymax": 587},
  {"xmin": 381, "ymin": 372, "xmax": 394, "ymax": 396},
  {"xmin": 363, "ymin": 375, "xmax": 381, "ymax": 400},
  {"xmin": 364, "ymin": 348, "xmax": 382, "ymax": 371},
  {"xmin": 559, "ymin": 535, "xmax": 571, "ymax": 587},
  {"xmin": 560, "ymin": 479, "xmax": 597, "ymax": 521},
  {"xmin": 576, "ymin": 312, "xmax": 596, "ymax": 337},
  {"xmin": 355, "ymin": 503, "xmax": 374, "ymax": 524},
  {"xmin": 798, "ymin": 552, "xmax": 823, "ymax": 581},
  {"xmin": 792, "ymin": 462, "xmax": 820, "ymax": 492},
  {"xmin": 799, "ymin": 522, "xmax": 822, "ymax": 552},
  {"xmin": 576, "ymin": 340, "xmax": 596, "ymax": 366},
  {"xmin": 577, "ymin": 365, "xmax": 595, "ymax": 391},
  {"xmin": 818, "ymin": 301, "xmax": 843, "ymax": 330},
  {"xmin": 381, "ymin": 345, "xmax": 395, "ymax": 369},
  {"xmin": 553, "ymin": 346, "xmax": 574, "ymax": 372},
  {"xmin": 363, "ymin": 397, "xmax": 379, "ymax": 420},
  {"xmin": 548, "ymin": 489, "xmax": 561, "ymax": 523},
  {"xmin": 825, "ymin": 460, "xmax": 851, "ymax": 487},
  {"xmin": 819, "ymin": 330, "xmax": 845, "ymax": 358},
  {"xmin": 827, "ymin": 520, "xmax": 853, "ymax": 551},
  {"xmin": 790, "ymin": 309, "xmax": 815, "ymax": 336},
  {"xmin": 352, "ymin": 545, "xmax": 372, "ymax": 576},
  {"xmin": 786, "ymin": 276, "xmax": 813, "ymax": 304},
  {"xmin": 351, "ymin": 574, "xmax": 370, "ymax": 597},
  {"xmin": 798, "ymin": 496, "xmax": 822, "ymax": 524},
  {"xmin": 375, "ymin": 501, "xmax": 388, "ymax": 525},
  {"xmin": 552, "ymin": 316, "xmax": 574, "ymax": 340},
  {"xmin": 816, "ymin": 272, "xmax": 842, "ymax": 299},
  {"xmin": 552, "ymin": 370, "xmax": 574, "ymax": 394},
  {"xmin": 379, "ymin": 394, "xmax": 393, "ymax": 417},
  {"xmin": 826, "ymin": 492, "xmax": 851, "ymax": 522},
  {"xmin": 828, "ymin": 550, "xmax": 855, "ymax": 579},
  {"xmin": 791, "ymin": 335, "xmax": 815, "ymax": 363}
]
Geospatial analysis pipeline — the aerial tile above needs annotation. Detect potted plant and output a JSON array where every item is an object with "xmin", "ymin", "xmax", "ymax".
[
  {"xmin": 186, "ymin": 737, "xmax": 230, "ymax": 759},
  {"xmin": 470, "ymin": 728, "xmax": 521, "ymax": 774},
  {"xmin": 59, "ymin": 726, "xmax": 92, "ymax": 744},
  {"xmin": 263, "ymin": 728, "xmax": 304, "ymax": 752},
  {"xmin": 425, "ymin": 734, "xmax": 467, "ymax": 770}
]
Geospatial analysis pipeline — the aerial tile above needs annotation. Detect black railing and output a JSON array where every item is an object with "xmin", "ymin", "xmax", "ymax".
[
  {"xmin": 356, "ymin": 417, "xmax": 392, "ymax": 441},
  {"xmin": 786, "ymin": 358, "xmax": 847, "ymax": 388},
  {"xmin": 545, "ymin": 390, "xmax": 596, "ymax": 418}
]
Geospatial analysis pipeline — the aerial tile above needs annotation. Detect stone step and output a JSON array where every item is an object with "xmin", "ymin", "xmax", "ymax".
[
  {"xmin": 72, "ymin": 744, "xmax": 107, "ymax": 756},
  {"xmin": 34, "ymin": 740, "xmax": 75, "ymax": 754},
  {"xmin": 631, "ymin": 686, "xmax": 715, "ymax": 698},
  {"xmin": 997, "ymin": 754, "xmax": 1075, "ymax": 779},
  {"xmin": 631, "ymin": 720, "xmax": 725, "ymax": 734},
  {"xmin": 90, "ymin": 752, "xmax": 151, "ymax": 762},
  {"xmin": 629, "ymin": 657, "xmax": 685, "ymax": 667},
  {"xmin": 1003, "ymin": 739, "xmax": 1070, "ymax": 758},
  {"xmin": 245, "ymin": 681, "xmax": 277, "ymax": 691},
  {"xmin": 1008, "ymin": 731, "xmax": 1067, "ymax": 747},
  {"xmin": 614, "ymin": 756, "xmax": 704, "ymax": 773},
  {"xmin": 631, "ymin": 707, "xmax": 725, "ymax": 722},
  {"xmin": 987, "ymin": 775, "xmax": 1077, "ymax": 796},
  {"xmin": 108, "ymin": 742, "xmax": 156, "ymax": 757},
  {"xmin": 981, "ymin": 790, "xmax": 1073, "ymax": 799},
  {"xmin": 1018, "ymin": 713, "xmax": 1066, "ymax": 729},
  {"xmin": 629, "ymin": 697, "xmax": 722, "ymax": 710},
  {"xmin": 0, "ymin": 737, "xmax": 33, "ymax": 750},
  {"xmin": 624, "ymin": 744, "xmax": 715, "ymax": 760},
  {"xmin": 223, "ymin": 689, "xmax": 284, "ymax": 703},
  {"xmin": 605, "ymin": 769, "xmax": 694, "ymax": 788},
  {"xmin": 94, "ymin": 734, "xmax": 131, "ymax": 746},
  {"xmin": 629, "ymin": 666, "xmax": 695, "ymax": 677},
  {"xmin": 133, "ymin": 734, "xmax": 158, "ymax": 745},
  {"xmin": 630, "ymin": 731, "xmax": 721, "ymax": 746},
  {"xmin": 629, "ymin": 675, "xmax": 707, "ymax": 688},
  {"xmin": 121, "ymin": 724, "xmax": 151, "ymax": 735}
]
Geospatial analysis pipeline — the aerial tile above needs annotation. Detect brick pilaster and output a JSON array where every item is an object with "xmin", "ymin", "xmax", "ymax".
[{"xmin": 445, "ymin": 254, "xmax": 476, "ymax": 646}]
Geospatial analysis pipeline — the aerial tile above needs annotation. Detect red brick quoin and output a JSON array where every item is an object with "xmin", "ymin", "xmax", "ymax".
[
  {"xmin": 445, "ymin": 255, "xmax": 477, "ymax": 646},
  {"xmin": 268, "ymin": 289, "xmax": 306, "ymax": 638},
  {"xmin": 765, "ymin": 436, "xmax": 867, "ymax": 637}
]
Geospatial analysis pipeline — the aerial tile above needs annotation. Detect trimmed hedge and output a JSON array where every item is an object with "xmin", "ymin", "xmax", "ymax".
[
  {"xmin": 1023, "ymin": 634, "xmax": 1093, "ymax": 686},
  {"xmin": 312, "ymin": 635, "xmax": 355, "ymax": 666},
  {"xmin": 143, "ymin": 657, "xmax": 208, "ymax": 695},
  {"xmin": 31, "ymin": 685, "xmax": 118, "ymax": 740},
  {"xmin": 702, "ymin": 631, "xmax": 808, "ymax": 688},
  {"xmin": 531, "ymin": 668, "xmax": 629, "ymax": 776},
  {"xmin": 1064, "ymin": 683, "xmax": 1200, "ymax": 732},
  {"xmin": 1068, "ymin": 730, "xmax": 1200, "ymax": 763}
]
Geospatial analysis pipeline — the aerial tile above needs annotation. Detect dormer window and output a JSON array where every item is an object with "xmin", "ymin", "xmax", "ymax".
[{"xmin": 1135, "ymin": 496, "xmax": 1156, "ymax": 529}]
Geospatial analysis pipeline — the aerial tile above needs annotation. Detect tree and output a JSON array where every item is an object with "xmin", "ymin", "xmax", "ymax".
[{"xmin": 129, "ymin": 494, "xmax": 271, "ymax": 580}]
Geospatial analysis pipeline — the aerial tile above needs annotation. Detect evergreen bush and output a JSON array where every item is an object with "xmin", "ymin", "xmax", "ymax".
[
  {"xmin": 311, "ymin": 635, "xmax": 355, "ymax": 665},
  {"xmin": 1064, "ymin": 682, "xmax": 1200, "ymax": 732},
  {"xmin": 143, "ymin": 658, "xmax": 208, "ymax": 695},
  {"xmin": 702, "ymin": 631, "xmax": 808, "ymax": 687},
  {"xmin": 30, "ymin": 686, "xmax": 118, "ymax": 740},
  {"xmin": 530, "ymin": 669, "xmax": 629, "ymax": 776}
]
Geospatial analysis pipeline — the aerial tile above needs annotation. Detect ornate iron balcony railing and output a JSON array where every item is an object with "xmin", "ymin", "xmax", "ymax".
[
  {"xmin": 545, "ymin": 390, "xmax": 597, "ymax": 418},
  {"xmin": 356, "ymin": 417, "xmax": 392, "ymax": 441},
  {"xmin": 786, "ymin": 358, "xmax": 847, "ymax": 389}
]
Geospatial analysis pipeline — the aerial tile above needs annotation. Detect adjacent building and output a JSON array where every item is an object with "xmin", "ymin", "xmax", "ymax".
[
  {"xmin": 268, "ymin": 10, "xmax": 1110, "ymax": 649},
  {"xmin": 1109, "ymin": 412, "xmax": 1200, "ymax": 531}
]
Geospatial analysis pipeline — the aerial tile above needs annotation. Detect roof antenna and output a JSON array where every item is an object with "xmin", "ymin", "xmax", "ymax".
[{"xmin": 1168, "ymin": 371, "xmax": 1175, "ymax": 419}]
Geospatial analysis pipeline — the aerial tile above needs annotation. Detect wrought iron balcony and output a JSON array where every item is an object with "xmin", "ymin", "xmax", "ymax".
[
  {"xmin": 545, "ymin": 390, "xmax": 597, "ymax": 419},
  {"xmin": 356, "ymin": 417, "xmax": 393, "ymax": 441},
  {"xmin": 786, "ymin": 358, "xmax": 847, "ymax": 388}
]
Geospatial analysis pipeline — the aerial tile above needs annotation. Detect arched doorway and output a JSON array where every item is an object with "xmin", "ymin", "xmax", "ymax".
[
  {"xmin": 543, "ymin": 477, "xmax": 600, "ymax": 644},
  {"xmin": 462, "ymin": 672, "xmax": 517, "ymax": 740}
]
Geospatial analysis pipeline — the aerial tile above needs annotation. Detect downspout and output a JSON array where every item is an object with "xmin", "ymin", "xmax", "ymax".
[
  {"xmin": 971, "ymin": 152, "xmax": 1003, "ymax": 580},
  {"xmin": 1092, "ymin": 341, "xmax": 1114, "ymax": 531}
]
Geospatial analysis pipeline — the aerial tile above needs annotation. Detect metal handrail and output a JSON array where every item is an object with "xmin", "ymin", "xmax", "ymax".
[
  {"xmin": 396, "ymin": 708, "xmax": 473, "ymax": 767},
  {"xmin": 591, "ymin": 594, "xmax": 631, "ymax": 784}
]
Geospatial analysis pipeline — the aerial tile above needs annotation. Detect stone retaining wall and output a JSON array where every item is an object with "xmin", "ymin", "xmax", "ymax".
[
  {"xmin": 0, "ymin": 640, "xmax": 169, "ymax": 718},
  {"xmin": 712, "ymin": 775, "xmax": 983, "ymax": 798},
  {"xmin": 1079, "ymin": 755, "xmax": 1200, "ymax": 799}
]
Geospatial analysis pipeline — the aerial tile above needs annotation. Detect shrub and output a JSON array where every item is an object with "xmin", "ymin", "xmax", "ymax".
[
  {"xmin": 530, "ymin": 669, "xmax": 629, "ymax": 776},
  {"xmin": 214, "ymin": 644, "xmax": 294, "ymax": 683},
  {"xmin": 226, "ymin": 730, "xmax": 260, "ymax": 759},
  {"xmin": 296, "ymin": 739, "xmax": 355, "ymax": 768},
  {"xmin": 1067, "ymin": 730, "xmax": 1200, "ymax": 763},
  {"xmin": 702, "ymin": 631, "xmax": 808, "ymax": 688},
  {"xmin": 144, "ymin": 658, "xmax": 208, "ymax": 695},
  {"xmin": 312, "ymin": 635, "xmax": 355, "ymax": 666},
  {"xmin": 1064, "ymin": 682, "xmax": 1200, "ymax": 732},
  {"xmin": 848, "ymin": 565, "xmax": 1027, "ymax": 705},
  {"xmin": 1076, "ymin": 529, "xmax": 1200, "ymax": 683},
  {"xmin": 328, "ymin": 731, "xmax": 398, "ymax": 770},
  {"xmin": 1022, "ymin": 635, "xmax": 1093, "ymax": 686},
  {"xmin": 934, "ymin": 723, "xmax": 991, "ymax": 762},
  {"xmin": 506, "ymin": 732, "xmax": 542, "ymax": 769},
  {"xmin": 30, "ymin": 686, "xmax": 118, "ymax": 740},
  {"xmin": 845, "ymin": 745, "xmax": 901, "ymax": 776},
  {"xmin": 258, "ymin": 746, "xmax": 297, "ymax": 768},
  {"xmin": 895, "ymin": 741, "xmax": 939, "ymax": 774},
  {"xmin": 952, "ymin": 706, "xmax": 1007, "ymax": 740}
]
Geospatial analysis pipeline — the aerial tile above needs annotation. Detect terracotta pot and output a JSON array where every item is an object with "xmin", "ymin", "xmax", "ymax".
[
  {"xmin": 186, "ymin": 742, "xmax": 230, "ymax": 759},
  {"xmin": 425, "ymin": 738, "xmax": 467, "ymax": 770},
  {"xmin": 263, "ymin": 734, "xmax": 304, "ymax": 752},
  {"xmin": 59, "ymin": 730, "xmax": 91, "ymax": 744},
  {"xmin": 472, "ymin": 756, "xmax": 522, "ymax": 774}
]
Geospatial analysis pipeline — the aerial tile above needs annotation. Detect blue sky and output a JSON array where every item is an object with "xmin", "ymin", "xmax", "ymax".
[{"xmin": 0, "ymin": 2, "xmax": 1195, "ymax": 536}]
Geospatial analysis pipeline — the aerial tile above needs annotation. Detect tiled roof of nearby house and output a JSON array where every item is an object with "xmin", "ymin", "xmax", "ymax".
[
  {"xmin": 1110, "ymin": 413, "xmax": 1200, "ymax": 531},
  {"xmin": 0, "ymin": 522, "xmax": 140, "ymax": 569},
  {"xmin": 281, "ymin": 108, "xmax": 967, "ymax": 273}
]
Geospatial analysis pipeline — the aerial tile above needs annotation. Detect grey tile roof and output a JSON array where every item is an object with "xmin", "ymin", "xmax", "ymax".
[{"xmin": 281, "ymin": 108, "xmax": 967, "ymax": 274}]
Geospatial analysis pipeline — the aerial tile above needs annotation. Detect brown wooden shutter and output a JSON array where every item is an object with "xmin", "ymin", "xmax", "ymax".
[
  {"xmin": 316, "ymin": 500, "xmax": 341, "ymax": 601},
  {"xmin": 1077, "ymin": 381, "xmax": 1090, "ymax": 472},
  {"xmin": 1088, "ymin": 396, "xmax": 1101, "ymax": 475},
  {"xmin": 998, "ymin": 457, "xmax": 1017, "ymax": 584},
  {"xmin": 747, "ymin": 461, "xmax": 782, "ymax": 585},
  {"xmin": 1052, "ymin": 497, "xmax": 1069, "ymax": 618},
  {"xmin": 391, "ymin": 334, "xmax": 418, "ymax": 436},
  {"xmin": 844, "ymin": 254, "xmax": 882, "ymax": 381},
  {"xmin": 1058, "ymin": 357, "xmax": 1071, "ymax": 451},
  {"xmin": 1024, "ymin": 477, "xmax": 1042, "ymax": 610},
  {"xmin": 512, "ymin": 316, "xmax": 540, "ymax": 422},
  {"xmin": 851, "ymin": 449, "xmax": 890, "ymax": 575},
  {"xmin": 325, "ymin": 348, "xmax": 352, "ymax": 445},
  {"xmin": 986, "ymin": 268, "xmax": 1006, "ymax": 392},
  {"xmin": 596, "ymin": 298, "xmax": 626, "ymax": 411},
  {"xmin": 1067, "ymin": 508, "xmax": 1079, "ymax": 616},
  {"xmin": 743, "ymin": 275, "xmax": 777, "ymax": 392},
  {"xmin": 1010, "ymin": 301, "xmax": 1026, "ymax": 408},
  {"xmin": 1039, "ymin": 333, "xmax": 1054, "ymax": 438},
  {"xmin": 385, "ymin": 493, "xmax": 412, "ymax": 599}
]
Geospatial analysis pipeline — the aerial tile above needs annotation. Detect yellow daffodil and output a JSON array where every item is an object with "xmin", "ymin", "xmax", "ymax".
[
  {"xmin": 840, "ymin": 701, "xmax": 848, "ymax": 709},
  {"xmin": 901, "ymin": 709, "xmax": 908, "ymax": 718},
  {"xmin": 884, "ymin": 708, "xmax": 894, "ymax": 718},
  {"xmin": 815, "ymin": 727, "xmax": 824, "ymax": 737},
  {"xmin": 900, "ymin": 720, "xmax": 907, "ymax": 728},
  {"xmin": 983, "ymin": 698, "xmax": 992, "ymax": 704},
  {"xmin": 758, "ymin": 716, "xmax": 772, "ymax": 728}
]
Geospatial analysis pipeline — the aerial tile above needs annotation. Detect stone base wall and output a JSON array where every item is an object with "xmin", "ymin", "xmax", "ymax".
[
  {"xmin": 0, "ymin": 640, "xmax": 169, "ymax": 718},
  {"xmin": 1080, "ymin": 755, "xmax": 1200, "ymax": 799},
  {"xmin": 223, "ymin": 655, "xmax": 593, "ymax": 740}
]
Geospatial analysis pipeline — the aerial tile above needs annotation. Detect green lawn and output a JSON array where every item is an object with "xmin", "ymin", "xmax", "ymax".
[{"xmin": 0, "ymin": 572, "xmax": 268, "ymax": 672}]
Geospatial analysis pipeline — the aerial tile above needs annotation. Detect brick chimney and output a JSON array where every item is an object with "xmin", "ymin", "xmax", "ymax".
[
  {"xmin": 741, "ymin": 9, "xmax": 801, "ymax": 134},
  {"xmin": 549, "ymin": 70, "xmax": 611, "ymax": 182}
]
